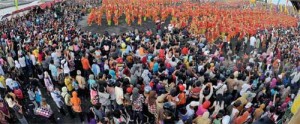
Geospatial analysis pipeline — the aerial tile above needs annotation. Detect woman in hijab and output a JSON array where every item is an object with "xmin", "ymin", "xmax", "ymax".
[
  {"xmin": 0, "ymin": 99, "xmax": 10, "ymax": 124},
  {"xmin": 196, "ymin": 100, "xmax": 211, "ymax": 116},
  {"xmin": 193, "ymin": 111, "xmax": 211, "ymax": 124},
  {"xmin": 145, "ymin": 90, "xmax": 157, "ymax": 123},
  {"xmin": 90, "ymin": 83, "xmax": 99, "ymax": 105},
  {"xmin": 131, "ymin": 87, "xmax": 144, "ymax": 124},
  {"xmin": 61, "ymin": 86, "xmax": 74, "ymax": 118},
  {"xmin": 253, "ymin": 104, "xmax": 265, "ymax": 121},
  {"xmin": 44, "ymin": 71, "xmax": 54, "ymax": 94},
  {"xmin": 141, "ymin": 69, "xmax": 151, "ymax": 85},
  {"xmin": 234, "ymin": 111, "xmax": 250, "ymax": 124},
  {"xmin": 70, "ymin": 91, "xmax": 84, "ymax": 123},
  {"xmin": 50, "ymin": 87, "xmax": 66, "ymax": 115},
  {"xmin": 88, "ymin": 74, "xmax": 96, "ymax": 90},
  {"xmin": 5, "ymin": 94, "xmax": 28, "ymax": 124}
]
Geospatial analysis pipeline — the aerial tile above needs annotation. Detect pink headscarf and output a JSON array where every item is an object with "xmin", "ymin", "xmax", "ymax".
[{"xmin": 270, "ymin": 78, "xmax": 277, "ymax": 88}]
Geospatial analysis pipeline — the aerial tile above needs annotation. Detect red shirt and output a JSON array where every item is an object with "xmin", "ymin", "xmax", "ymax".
[
  {"xmin": 181, "ymin": 47, "xmax": 189, "ymax": 55},
  {"xmin": 81, "ymin": 58, "xmax": 90, "ymax": 70}
]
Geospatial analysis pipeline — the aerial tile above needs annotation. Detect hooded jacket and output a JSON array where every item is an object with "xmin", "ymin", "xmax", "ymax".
[{"xmin": 70, "ymin": 91, "xmax": 82, "ymax": 112}]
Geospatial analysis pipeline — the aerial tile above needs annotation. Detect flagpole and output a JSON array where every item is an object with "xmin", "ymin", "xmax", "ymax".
[
  {"xmin": 277, "ymin": 0, "xmax": 280, "ymax": 12},
  {"xmin": 14, "ymin": 0, "xmax": 19, "ymax": 10}
]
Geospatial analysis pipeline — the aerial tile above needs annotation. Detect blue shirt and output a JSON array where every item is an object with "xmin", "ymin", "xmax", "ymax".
[
  {"xmin": 49, "ymin": 64, "xmax": 58, "ymax": 76},
  {"xmin": 109, "ymin": 70, "xmax": 116, "ymax": 79},
  {"xmin": 88, "ymin": 79, "xmax": 96, "ymax": 89},
  {"xmin": 92, "ymin": 64, "xmax": 100, "ymax": 76},
  {"xmin": 153, "ymin": 62, "xmax": 159, "ymax": 73}
]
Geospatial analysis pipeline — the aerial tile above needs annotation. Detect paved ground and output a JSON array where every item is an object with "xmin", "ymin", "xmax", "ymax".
[
  {"xmin": 24, "ymin": 83, "xmax": 92, "ymax": 124},
  {"xmin": 78, "ymin": 15, "xmax": 171, "ymax": 35}
]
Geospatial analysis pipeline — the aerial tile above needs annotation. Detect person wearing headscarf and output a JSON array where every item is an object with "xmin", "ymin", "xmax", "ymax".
[
  {"xmin": 0, "ymin": 98, "xmax": 10, "ymax": 124},
  {"xmin": 141, "ymin": 69, "xmax": 151, "ymax": 85},
  {"xmin": 44, "ymin": 71, "xmax": 54, "ymax": 93},
  {"xmin": 131, "ymin": 87, "xmax": 144, "ymax": 124},
  {"xmin": 70, "ymin": 91, "xmax": 84, "ymax": 123},
  {"xmin": 76, "ymin": 70, "xmax": 87, "ymax": 97},
  {"xmin": 193, "ymin": 111, "xmax": 211, "ymax": 124},
  {"xmin": 253, "ymin": 104, "xmax": 265, "ymax": 121},
  {"xmin": 235, "ymin": 93, "xmax": 248, "ymax": 111},
  {"xmin": 90, "ymin": 83, "xmax": 99, "ymax": 105},
  {"xmin": 146, "ymin": 90, "xmax": 157, "ymax": 123},
  {"xmin": 61, "ymin": 86, "xmax": 74, "ymax": 118},
  {"xmin": 91, "ymin": 60, "xmax": 100, "ymax": 78},
  {"xmin": 88, "ymin": 74, "xmax": 96, "ymax": 90},
  {"xmin": 234, "ymin": 111, "xmax": 249, "ymax": 124},
  {"xmin": 5, "ymin": 94, "xmax": 28, "ymax": 124},
  {"xmin": 50, "ymin": 87, "xmax": 66, "ymax": 115},
  {"xmin": 196, "ymin": 100, "xmax": 211, "ymax": 116}
]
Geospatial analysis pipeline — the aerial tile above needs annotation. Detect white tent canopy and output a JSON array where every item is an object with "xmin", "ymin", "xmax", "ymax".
[{"xmin": 0, "ymin": 1, "xmax": 41, "ymax": 20}]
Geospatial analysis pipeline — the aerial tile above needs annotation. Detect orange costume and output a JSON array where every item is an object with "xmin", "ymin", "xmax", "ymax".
[{"xmin": 87, "ymin": 0, "xmax": 297, "ymax": 43}]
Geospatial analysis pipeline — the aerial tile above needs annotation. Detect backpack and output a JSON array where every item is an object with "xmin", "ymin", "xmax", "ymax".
[{"xmin": 14, "ymin": 88, "xmax": 24, "ymax": 99}]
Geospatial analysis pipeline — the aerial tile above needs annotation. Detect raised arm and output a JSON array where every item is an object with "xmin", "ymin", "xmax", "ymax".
[
  {"xmin": 199, "ymin": 85, "xmax": 206, "ymax": 104},
  {"xmin": 205, "ymin": 83, "xmax": 214, "ymax": 100}
]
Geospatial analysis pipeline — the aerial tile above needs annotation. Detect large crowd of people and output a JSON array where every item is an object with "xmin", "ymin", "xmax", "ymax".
[{"xmin": 0, "ymin": 0, "xmax": 299, "ymax": 124}]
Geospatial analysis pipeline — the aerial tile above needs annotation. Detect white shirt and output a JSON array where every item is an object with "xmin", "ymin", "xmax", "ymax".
[
  {"xmin": 230, "ymin": 108, "xmax": 239, "ymax": 121},
  {"xmin": 7, "ymin": 57, "xmax": 14, "ymax": 67},
  {"xmin": 214, "ymin": 83, "xmax": 227, "ymax": 95},
  {"xmin": 50, "ymin": 91, "xmax": 63, "ymax": 108},
  {"xmin": 51, "ymin": 52, "xmax": 59, "ymax": 66},
  {"xmin": 30, "ymin": 54, "xmax": 37, "ymax": 65},
  {"xmin": 292, "ymin": 72, "xmax": 300, "ymax": 84},
  {"xmin": 222, "ymin": 115, "xmax": 231, "ymax": 124},
  {"xmin": 186, "ymin": 104, "xmax": 195, "ymax": 117},
  {"xmin": 250, "ymin": 36, "xmax": 256, "ymax": 47},
  {"xmin": 240, "ymin": 83, "xmax": 251, "ymax": 96},
  {"xmin": 115, "ymin": 86, "xmax": 124, "ymax": 105},
  {"xmin": 18, "ymin": 57, "xmax": 26, "ymax": 67},
  {"xmin": 5, "ymin": 78, "xmax": 14, "ymax": 90},
  {"xmin": 62, "ymin": 62, "xmax": 70, "ymax": 74},
  {"xmin": 0, "ymin": 81, "xmax": 4, "ymax": 88}
]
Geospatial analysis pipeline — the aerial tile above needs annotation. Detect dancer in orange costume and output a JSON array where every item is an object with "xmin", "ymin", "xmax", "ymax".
[
  {"xmin": 87, "ymin": 0, "xmax": 298, "ymax": 41},
  {"xmin": 96, "ymin": 8, "xmax": 103, "ymax": 26},
  {"xmin": 106, "ymin": 9, "xmax": 112, "ymax": 26},
  {"xmin": 113, "ymin": 8, "xmax": 119, "ymax": 25},
  {"xmin": 87, "ymin": 8, "xmax": 96, "ymax": 26},
  {"xmin": 137, "ymin": 7, "xmax": 143, "ymax": 25}
]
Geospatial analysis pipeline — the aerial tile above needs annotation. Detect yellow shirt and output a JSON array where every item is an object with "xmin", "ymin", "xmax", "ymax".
[
  {"xmin": 64, "ymin": 77, "xmax": 73, "ymax": 91},
  {"xmin": 0, "ymin": 76, "xmax": 6, "ymax": 88},
  {"xmin": 33, "ymin": 49, "xmax": 39, "ymax": 58}
]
